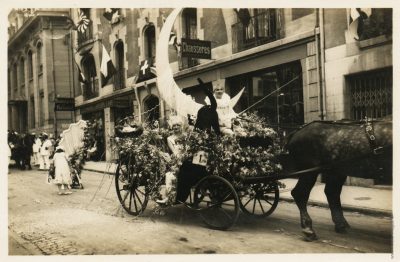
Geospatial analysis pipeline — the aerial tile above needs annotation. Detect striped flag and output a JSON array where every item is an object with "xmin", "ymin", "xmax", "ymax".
[
  {"xmin": 349, "ymin": 8, "xmax": 372, "ymax": 40},
  {"xmin": 100, "ymin": 44, "xmax": 116, "ymax": 87}
]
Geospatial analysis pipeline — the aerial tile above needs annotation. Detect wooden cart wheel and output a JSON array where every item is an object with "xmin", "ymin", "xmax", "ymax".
[
  {"xmin": 115, "ymin": 162, "xmax": 148, "ymax": 215},
  {"xmin": 193, "ymin": 175, "xmax": 240, "ymax": 230},
  {"xmin": 239, "ymin": 182, "xmax": 279, "ymax": 217}
]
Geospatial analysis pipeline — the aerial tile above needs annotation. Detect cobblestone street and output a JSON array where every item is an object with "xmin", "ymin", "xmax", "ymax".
[{"xmin": 8, "ymin": 167, "xmax": 393, "ymax": 256}]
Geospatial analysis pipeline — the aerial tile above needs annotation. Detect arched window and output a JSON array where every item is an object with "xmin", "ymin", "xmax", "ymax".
[
  {"xmin": 114, "ymin": 40, "xmax": 125, "ymax": 90},
  {"xmin": 143, "ymin": 25, "xmax": 156, "ymax": 66},
  {"xmin": 81, "ymin": 53, "xmax": 98, "ymax": 99},
  {"xmin": 143, "ymin": 95, "xmax": 160, "ymax": 125},
  {"xmin": 27, "ymin": 51, "xmax": 33, "ymax": 79},
  {"xmin": 36, "ymin": 42, "xmax": 42, "ymax": 74}
]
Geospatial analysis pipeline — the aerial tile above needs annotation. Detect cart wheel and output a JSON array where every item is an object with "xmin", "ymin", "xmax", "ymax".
[
  {"xmin": 115, "ymin": 162, "xmax": 148, "ymax": 215},
  {"xmin": 193, "ymin": 175, "xmax": 240, "ymax": 230},
  {"xmin": 239, "ymin": 182, "xmax": 279, "ymax": 217}
]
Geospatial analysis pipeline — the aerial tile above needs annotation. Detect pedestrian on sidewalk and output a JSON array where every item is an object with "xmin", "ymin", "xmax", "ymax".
[
  {"xmin": 32, "ymin": 133, "xmax": 41, "ymax": 166},
  {"xmin": 39, "ymin": 133, "xmax": 52, "ymax": 170},
  {"xmin": 52, "ymin": 146, "xmax": 72, "ymax": 195}
]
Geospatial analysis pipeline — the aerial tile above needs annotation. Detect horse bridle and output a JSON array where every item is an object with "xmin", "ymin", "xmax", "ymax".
[{"xmin": 364, "ymin": 117, "xmax": 389, "ymax": 155}]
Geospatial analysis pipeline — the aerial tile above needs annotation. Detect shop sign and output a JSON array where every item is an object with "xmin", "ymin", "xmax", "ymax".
[
  {"xmin": 181, "ymin": 38, "xmax": 211, "ymax": 59},
  {"xmin": 55, "ymin": 98, "xmax": 75, "ymax": 111}
]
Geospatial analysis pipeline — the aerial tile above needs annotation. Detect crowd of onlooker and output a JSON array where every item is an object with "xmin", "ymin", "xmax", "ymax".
[{"xmin": 8, "ymin": 130, "xmax": 57, "ymax": 171}]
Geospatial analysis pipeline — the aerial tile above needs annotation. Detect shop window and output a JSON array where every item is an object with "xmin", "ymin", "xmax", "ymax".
[
  {"xmin": 81, "ymin": 53, "xmax": 98, "ymax": 100},
  {"xmin": 228, "ymin": 61, "xmax": 303, "ymax": 133},
  {"xmin": 143, "ymin": 95, "xmax": 160, "ymax": 125},
  {"xmin": 82, "ymin": 111, "xmax": 105, "ymax": 161},
  {"xmin": 143, "ymin": 25, "xmax": 156, "ymax": 66},
  {"xmin": 232, "ymin": 9, "xmax": 278, "ymax": 53},
  {"xmin": 180, "ymin": 8, "xmax": 199, "ymax": 69},
  {"xmin": 358, "ymin": 8, "xmax": 392, "ymax": 41},
  {"xmin": 347, "ymin": 68, "xmax": 392, "ymax": 120},
  {"xmin": 114, "ymin": 40, "xmax": 125, "ymax": 90}
]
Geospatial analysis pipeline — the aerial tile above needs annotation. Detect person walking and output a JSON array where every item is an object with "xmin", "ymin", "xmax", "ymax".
[
  {"xmin": 32, "ymin": 134, "xmax": 41, "ymax": 166},
  {"xmin": 52, "ymin": 146, "xmax": 72, "ymax": 195},
  {"xmin": 39, "ymin": 133, "xmax": 52, "ymax": 170}
]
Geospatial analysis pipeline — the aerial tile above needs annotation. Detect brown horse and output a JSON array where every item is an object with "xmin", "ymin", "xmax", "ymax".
[{"xmin": 284, "ymin": 116, "xmax": 392, "ymax": 240}]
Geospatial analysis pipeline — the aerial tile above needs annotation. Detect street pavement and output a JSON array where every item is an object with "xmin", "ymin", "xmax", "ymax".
[{"xmin": 83, "ymin": 161, "xmax": 393, "ymax": 217}]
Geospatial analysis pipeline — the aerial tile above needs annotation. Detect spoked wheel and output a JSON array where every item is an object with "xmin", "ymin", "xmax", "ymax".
[
  {"xmin": 115, "ymin": 162, "xmax": 148, "ymax": 215},
  {"xmin": 193, "ymin": 175, "xmax": 240, "ymax": 230},
  {"xmin": 239, "ymin": 182, "xmax": 279, "ymax": 217}
]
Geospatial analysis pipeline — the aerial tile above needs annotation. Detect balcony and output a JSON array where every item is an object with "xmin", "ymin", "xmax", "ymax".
[{"xmin": 232, "ymin": 10, "xmax": 278, "ymax": 53}]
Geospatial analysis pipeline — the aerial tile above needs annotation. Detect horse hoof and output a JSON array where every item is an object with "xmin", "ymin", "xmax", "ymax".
[
  {"xmin": 335, "ymin": 225, "xmax": 348, "ymax": 233},
  {"xmin": 302, "ymin": 228, "xmax": 318, "ymax": 241}
]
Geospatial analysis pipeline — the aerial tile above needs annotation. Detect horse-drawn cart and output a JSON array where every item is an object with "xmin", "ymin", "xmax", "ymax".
[{"xmin": 113, "ymin": 116, "xmax": 283, "ymax": 230}]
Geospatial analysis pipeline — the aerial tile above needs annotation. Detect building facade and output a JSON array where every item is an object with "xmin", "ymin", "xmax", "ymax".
[
  {"xmin": 10, "ymin": 8, "xmax": 391, "ymax": 185},
  {"xmin": 8, "ymin": 9, "xmax": 76, "ymax": 136}
]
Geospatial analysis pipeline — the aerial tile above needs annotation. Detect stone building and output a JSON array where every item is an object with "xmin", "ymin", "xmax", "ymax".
[
  {"xmin": 8, "ymin": 9, "xmax": 76, "ymax": 136},
  {"xmin": 16, "ymin": 8, "xmax": 391, "ymax": 186}
]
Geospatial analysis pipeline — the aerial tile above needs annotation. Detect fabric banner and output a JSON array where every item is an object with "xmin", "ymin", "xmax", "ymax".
[{"xmin": 100, "ymin": 44, "xmax": 116, "ymax": 87}]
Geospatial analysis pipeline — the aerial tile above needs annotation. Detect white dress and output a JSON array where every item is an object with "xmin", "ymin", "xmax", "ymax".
[{"xmin": 53, "ymin": 152, "xmax": 72, "ymax": 185}]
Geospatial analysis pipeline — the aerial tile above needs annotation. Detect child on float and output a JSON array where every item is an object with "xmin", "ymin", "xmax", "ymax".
[
  {"xmin": 156, "ymin": 115, "xmax": 185, "ymax": 204},
  {"xmin": 52, "ymin": 146, "xmax": 73, "ymax": 195}
]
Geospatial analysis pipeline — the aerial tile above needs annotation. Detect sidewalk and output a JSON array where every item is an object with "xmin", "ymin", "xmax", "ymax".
[{"xmin": 83, "ymin": 161, "xmax": 392, "ymax": 217}]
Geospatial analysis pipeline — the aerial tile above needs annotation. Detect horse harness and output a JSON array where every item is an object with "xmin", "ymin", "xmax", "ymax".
[{"xmin": 363, "ymin": 117, "xmax": 390, "ymax": 156}]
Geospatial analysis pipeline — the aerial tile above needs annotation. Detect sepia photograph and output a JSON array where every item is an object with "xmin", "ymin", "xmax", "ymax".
[{"xmin": 4, "ymin": 0, "xmax": 396, "ymax": 259}]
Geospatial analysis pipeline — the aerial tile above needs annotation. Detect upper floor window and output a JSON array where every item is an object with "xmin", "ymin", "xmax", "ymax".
[
  {"xmin": 180, "ymin": 8, "xmax": 199, "ymax": 69},
  {"xmin": 143, "ymin": 25, "xmax": 156, "ymax": 66},
  {"xmin": 27, "ymin": 50, "xmax": 33, "ymax": 79},
  {"xmin": 81, "ymin": 53, "xmax": 98, "ymax": 100},
  {"xmin": 37, "ymin": 43, "xmax": 43, "ymax": 74},
  {"xmin": 232, "ymin": 8, "xmax": 278, "ymax": 53},
  {"xmin": 114, "ymin": 40, "xmax": 125, "ymax": 90},
  {"xmin": 19, "ymin": 58, "xmax": 25, "ymax": 86}
]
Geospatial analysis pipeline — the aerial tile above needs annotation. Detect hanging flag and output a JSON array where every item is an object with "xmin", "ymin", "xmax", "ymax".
[
  {"xmin": 103, "ymin": 8, "xmax": 120, "ymax": 22},
  {"xmin": 76, "ymin": 9, "xmax": 91, "ymax": 34},
  {"xmin": 100, "ymin": 44, "xmax": 116, "ymax": 87},
  {"xmin": 349, "ymin": 8, "xmax": 372, "ymax": 40},
  {"xmin": 74, "ymin": 52, "xmax": 86, "ymax": 84},
  {"xmin": 234, "ymin": 8, "xmax": 251, "ymax": 27}
]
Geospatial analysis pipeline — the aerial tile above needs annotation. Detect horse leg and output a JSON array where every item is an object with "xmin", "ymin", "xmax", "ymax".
[
  {"xmin": 324, "ymin": 173, "xmax": 350, "ymax": 233},
  {"xmin": 291, "ymin": 173, "xmax": 319, "ymax": 240}
]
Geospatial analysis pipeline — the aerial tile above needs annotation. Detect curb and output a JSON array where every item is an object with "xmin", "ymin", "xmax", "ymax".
[{"xmin": 279, "ymin": 195, "xmax": 392, "ymax": 218}]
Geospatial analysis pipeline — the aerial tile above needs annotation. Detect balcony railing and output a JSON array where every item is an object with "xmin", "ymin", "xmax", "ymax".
[{"xmin": 232, "ymin": 10, "xmax": 278, "ymax": 53}]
